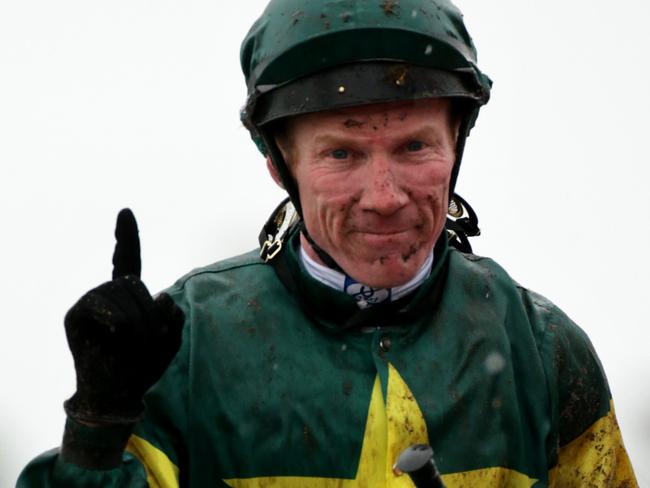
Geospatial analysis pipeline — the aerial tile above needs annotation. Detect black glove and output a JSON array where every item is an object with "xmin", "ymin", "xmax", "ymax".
[{"xmin": 63, "ymin": 209, "xmax": 185, "ymax": 426}]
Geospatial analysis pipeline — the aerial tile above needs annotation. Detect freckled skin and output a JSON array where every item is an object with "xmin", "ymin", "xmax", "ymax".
[{"xmin": 273, "ymin": 99, "xmax": 458, "ymax": 288}]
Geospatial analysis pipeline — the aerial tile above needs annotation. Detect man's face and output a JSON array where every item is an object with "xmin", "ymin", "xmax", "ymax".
[{"xmin": 276, "ymin": 99, "xmax": 458, "ymax": 288}]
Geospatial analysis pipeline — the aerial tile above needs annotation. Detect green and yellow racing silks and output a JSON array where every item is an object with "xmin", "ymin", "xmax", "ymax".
[{"xmin": 17, "ymin": 230, "xmax": 637, "ymax": 487}]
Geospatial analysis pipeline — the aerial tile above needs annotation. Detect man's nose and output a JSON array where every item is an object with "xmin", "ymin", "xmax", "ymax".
[{"xmin": 358, "ymin": 157, "xmax": 409, "ymax": 215}]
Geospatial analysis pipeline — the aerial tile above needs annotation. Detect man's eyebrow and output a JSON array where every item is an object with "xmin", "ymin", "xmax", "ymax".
[
  {"xmin": 311, "ymin": 133, "xmax": 357, "ymax": 147},
  {"xmin": 402, "ymin": 126, "xmax": 448, "ymax": 142},
  {"xmin": 311, "ymin": 126, "xmax": 448, "ymax": 146}
]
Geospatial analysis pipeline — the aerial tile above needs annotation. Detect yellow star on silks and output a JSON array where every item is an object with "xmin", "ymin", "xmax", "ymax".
[
  {"xmin": 223, "ymin": 363, "xmax": 537, "ymax": 488},
  {"xmin": 126, "ymin": 363, "xmax": 536, "ymax": 486}
]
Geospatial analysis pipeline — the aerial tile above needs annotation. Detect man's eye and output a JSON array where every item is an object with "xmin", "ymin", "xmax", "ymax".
[
  {"xmin": 331, "ymin": 149, "xmax": 349, "ymax": 159},
  {"xmin": 406, "ymin": 141, "xmax": 424, "ymax": 152}
]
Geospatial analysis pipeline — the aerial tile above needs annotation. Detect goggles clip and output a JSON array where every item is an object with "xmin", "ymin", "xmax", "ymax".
[
  {"xmin": 446, "ymin": 193, "xmax": 480, "ymax": 253},
  {"xmin": 260, "ymin": 238, "xmax": 283, "ymax": 262},
  {"xmin": 259, "ymin": 198, "xmax": 299, "ymax": 262}
]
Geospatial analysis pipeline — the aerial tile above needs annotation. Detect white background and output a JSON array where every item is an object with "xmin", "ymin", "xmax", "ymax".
[{"xmin": 1, "ymin": 0, "xmax": 648, "ymax": 485}]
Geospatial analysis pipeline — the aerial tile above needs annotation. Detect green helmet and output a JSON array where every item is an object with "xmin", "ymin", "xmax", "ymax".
[{"xmin": 241, "ymin": 0, "xmax": 492, "ymax": 253}]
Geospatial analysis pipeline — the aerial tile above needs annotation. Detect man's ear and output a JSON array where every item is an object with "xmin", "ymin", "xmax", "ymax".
[{"xmin": 266, "ymin": 157, "xmax": 285, "ymax": 189}]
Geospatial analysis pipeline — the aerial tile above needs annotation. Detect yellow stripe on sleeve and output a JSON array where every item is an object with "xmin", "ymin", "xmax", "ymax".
[
  {"xmin": 126, "ymin": 434, "xmax": 180, "ymax": 488},
  {"xmin": 548, "ymin": 401, "xmax": 638, "ymax": 487}
]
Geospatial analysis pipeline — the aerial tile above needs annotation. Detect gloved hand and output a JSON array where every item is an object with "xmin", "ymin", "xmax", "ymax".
[{"xmin": 63, "ymin": 209, "xmax": 185, "ymax": 425}]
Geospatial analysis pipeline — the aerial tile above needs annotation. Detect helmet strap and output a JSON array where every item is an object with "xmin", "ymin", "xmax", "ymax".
[
  {"xmin": 299, "ymin": 221, "xmax": 343, "ymax": 272},
  {"xmin": 260, "ymin": 129, "xmax": 344, "ymax": 271},
  {"xmin": 449, "ymin": 109, "xmax": 474, "ymax": 195},
  {"xmin": 260, "ymin": 130, "xmax": 303, "ymax": 217}
]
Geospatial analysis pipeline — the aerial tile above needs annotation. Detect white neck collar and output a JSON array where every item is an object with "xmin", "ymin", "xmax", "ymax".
[{"xmin": 299, "ymin": 245, "xmax": 433, "ymax": 309}]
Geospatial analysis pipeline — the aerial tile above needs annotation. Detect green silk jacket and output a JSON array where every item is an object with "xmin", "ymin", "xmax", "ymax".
[{"xmin": 17, "ymin": 231, "xmax": 637, "ymax": 487}]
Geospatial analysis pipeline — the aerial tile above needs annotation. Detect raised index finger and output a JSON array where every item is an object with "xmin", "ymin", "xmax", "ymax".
[{"xmin": 112, "ymin": 208, "xmax": 141, "ymax": 279}]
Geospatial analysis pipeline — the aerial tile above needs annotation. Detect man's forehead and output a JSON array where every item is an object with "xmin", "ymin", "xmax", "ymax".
[{"xmin": 325, "ymin": 98, "xmax": 451, "ymax": 118}]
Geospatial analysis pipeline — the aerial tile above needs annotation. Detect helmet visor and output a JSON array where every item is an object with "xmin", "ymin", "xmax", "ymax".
[{"xmin": 249, "ymin": 61, "xmax": 488, "ymax": 127}]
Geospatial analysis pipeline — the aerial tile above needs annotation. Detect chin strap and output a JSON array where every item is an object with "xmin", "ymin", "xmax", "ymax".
[
  {"xmin": 298, "ymin": 221, "xmax": 343, "ymax": 272},
  {"xmin": 258, "ymin": 198, "xmax": 344, "ymax": 271},
  {"xmin": 259, "ymin": 194, "xmax": 480, "ymax": 271}
]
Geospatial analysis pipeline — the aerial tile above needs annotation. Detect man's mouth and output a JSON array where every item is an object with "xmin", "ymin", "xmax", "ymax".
[
  {"xmin": 352, "ymin": 229, "xmax": 413, "ymax": 246},
  {"xmin": 359, "ymin": 229, "xmax": 409, "ymax": 236}
]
